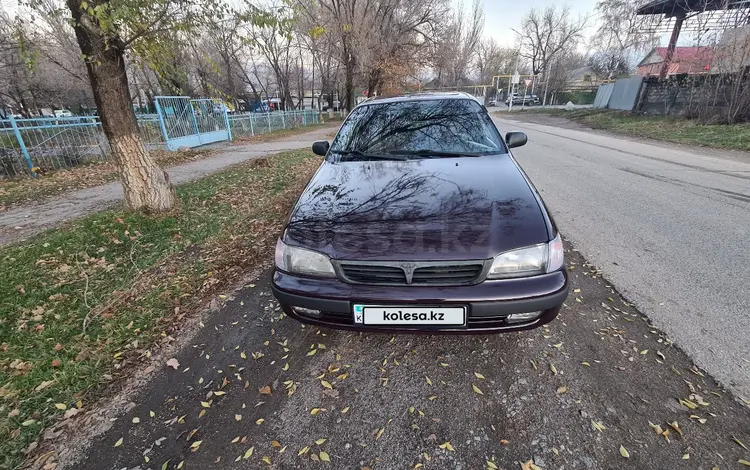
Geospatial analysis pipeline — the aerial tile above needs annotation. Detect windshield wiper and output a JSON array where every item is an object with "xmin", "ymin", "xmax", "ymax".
[
  {"xmin": 386, "ymin": 149, "xmax": 481, "ymax": 158},
  {"xmin": 330, "ymin": 149, "xmax": 407, "ymax": 161}
]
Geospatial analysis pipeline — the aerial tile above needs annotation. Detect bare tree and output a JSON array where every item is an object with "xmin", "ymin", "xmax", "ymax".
[
  {"xmin": 514, "ymin": 5, "xmax": 588, "ymax": 75},
  {"xmin": 590, "ymin": 0, "xmax": 658, "ymax": 78},
  {"xmin": 429, "ymin": 0, "xmax": 484, "ymax": 87},
  {"xmin": 355, "ymin": 0, "xmax": 447, "ymax": 96},
  {"xmin": 475, "ymin": 38, "xmax": 517, "ymax": 85}
]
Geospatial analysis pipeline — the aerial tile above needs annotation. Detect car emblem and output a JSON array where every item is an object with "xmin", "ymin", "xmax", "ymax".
[{"xmin": 400, "ymin": 263, "xmax": 418, "ymax": 284}]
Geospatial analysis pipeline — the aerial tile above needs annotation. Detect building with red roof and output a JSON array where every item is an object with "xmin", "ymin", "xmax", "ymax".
[{"xmin": 636, "ymin": 46, "xmax": 714, "ymax": 76}]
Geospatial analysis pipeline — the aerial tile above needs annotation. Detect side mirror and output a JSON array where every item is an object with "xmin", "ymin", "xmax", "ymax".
[
  {"xmin": 312, "ymin": 140, "xmax": 330, "ymax": 156},
  {"xmin": 505, "ymin": 131, "xmax": 527, "ymax": 149}
]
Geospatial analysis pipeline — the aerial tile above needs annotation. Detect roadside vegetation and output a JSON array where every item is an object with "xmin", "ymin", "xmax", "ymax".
[
  {"xmin": 0, "ymin": 149, "xmax": 320, "ymax": 468},
  {"xmin": 512, "ymin": 108, "xmax": 750, "ymax": 152}
]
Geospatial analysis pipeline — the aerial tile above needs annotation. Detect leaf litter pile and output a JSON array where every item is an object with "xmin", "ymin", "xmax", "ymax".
[
  {"xmin": 0, "ymin": 150, "xmax": 321, "ymax": 469},
  {"xmin": 52, "ymin": 247, "xmax": 750, "ymax": 468}
]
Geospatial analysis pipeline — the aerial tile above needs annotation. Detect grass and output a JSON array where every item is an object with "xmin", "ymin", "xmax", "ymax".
[
  {"xmin": 511, "ymin": 108, "xmax": 750, "ymax": 152},
  {"xmin": 0, "ymin": 149, "xmax": 321, "ymax": 469}
]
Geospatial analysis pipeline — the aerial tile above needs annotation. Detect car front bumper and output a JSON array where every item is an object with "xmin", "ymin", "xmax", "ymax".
[{"xmin": 271, "ymin": 269, "xmax": 569, "ymax": 333}]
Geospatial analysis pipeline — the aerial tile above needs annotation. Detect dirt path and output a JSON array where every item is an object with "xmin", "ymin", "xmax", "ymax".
[
  {"xmin": 48, "ymin": 242, "xmax": 750, "ymax": 470},
  {"xmin": 0, "ymin": 125, "xmax": 339, "ymax": 247}
]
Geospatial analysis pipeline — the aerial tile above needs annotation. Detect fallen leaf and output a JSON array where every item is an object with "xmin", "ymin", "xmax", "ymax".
[
  {"xmin": 271, "ymin": 440, "xmax": 281, "ymax": 448},
  {"xmin": 474, "ymin": 372, "xmax": 485, "ymax": 380},
  {"xmin": 243, "ymin": 447, "xmax": 254, "ymax": 459},
  {"xmin": 738, "ymin": 459, "xmax": 750, "ymax": 467},
  {"xmin": 648, "ymin": 421, "xmax": 663, "ymax": 434},
  {"xmin": 375, "ymin": 427, "xmax": 385, "ymax": 440},
  {"xmin": 319, "ymin": 451, "xmax": 330, "ymax": 462},
  {"xmin": 213, "ymin": 391, "xmax": 226, "ymax": 396},
  {"xmin": 235, "ymin": 414, "xmax": 242, "ymax": 421},
  {"xmin": 425, "ymin": 376, "xmax": 433, "ymax": 385},
  {"xmin": 472, "ymin": 384, "xmax": 484, "ymax": 395},
  {"xmin": 341, "ymin": 407, "xmax": 350, "ymax": 413},
  {"xmin": 556, "ymin": 386, "xmax": 568, "ymax": 394},
  {"xmin": 316, "ymin": 438, "xmax": 327, "ymax": 445},
  {"xmin": 54, "ymin": 403, "xmax": 67, "ymax": 410},
  {"xmin": 592, "ymin": 420, "xmax": 607, "ymax": 432},
  {"xmin": 668, "ymin": 421, "xmax": 683, "ymax": 437},
  {"xmin": 439, "ymin": 442, "xmax": 455, "ymax": 452},
  {"xmin": 132, "ymin": 417, "xmax": 140, "ymax": 424},
  {"xmin": 321, "ymin": 380, "xmax": 333, "ymax": 390},
  {"xmin": 256, "ymin": 418, "xmax": 265, "ymax": 425},
  {"xmin": 549, "ymin": 362, "xmax": 558, "ymax": 375},
  {"xmin": 734, "ymin": 436, "xmax": 749, "ymax": 451},
  {"xmin": 619, "ymin": 445, "xmax": 630, "ymax": 458},
  {"xmin": 166, "ymin": 358, "xmax": 180, "ymax": 370},
  {"xmin": 259, "ymin": 385, "xmax": 272, "ymax": 395},
  {"xmin": 35, "ymin": 380, "xmax": 55, "ymax": 392},
  {"xmin": 51, "ymin": 359, "xmax": 62, "ymax": 367},
  {"xmin": 298, "ymin": 446, "xmax": 310, "ymax": 455},
  {"xmin": 114, "ymin": 437, "xmax": 123, "ymax": 447},
  {"xmin": 190, "ymin": 440, "xmax": 202, "ymax": 450},
  {"xmin": 262, "ymin": 456, "xmax": 271, "ymax": 464}
]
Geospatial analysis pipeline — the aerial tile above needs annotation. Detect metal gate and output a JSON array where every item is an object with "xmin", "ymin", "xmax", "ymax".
[{"xmin": 154, "ymin": 96, "xmax": 232, "ymax": 150}]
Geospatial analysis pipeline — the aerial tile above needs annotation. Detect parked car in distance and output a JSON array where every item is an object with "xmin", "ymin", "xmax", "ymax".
[
  {"xmin": 487, "ymin": 98, "xmax": 497, "ymax": 106},
  {"xmin": 53, "ymin": 109, "xmax": 73, "ymax": 117},
  {"xmin": 272, "ymin": 92, "xmax": 568, "ymax": 333},
  {"xmin": 506, "ymin": 94, "xmax": 535, "ymax": 106}
]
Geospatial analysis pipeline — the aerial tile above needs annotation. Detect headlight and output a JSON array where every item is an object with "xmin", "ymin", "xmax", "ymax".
[
  {"xmin": 275, "ymin": 239, "xmax": 336, "ymax": 278},
  {"xmin": 487, "ymin": 234, "xmax": 564, "ymax": 279}
]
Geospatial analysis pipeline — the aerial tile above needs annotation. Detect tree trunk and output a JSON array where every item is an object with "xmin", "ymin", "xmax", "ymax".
[
  {"xmin": 66, "ymin": 0, "xmax": 174, "ymax": 212},
  {"xmin": 342, "ymin": 42, "xmax": 355, "ymax": 111},
  {"xmin": 367, "ymin": 68, "xmax": 381, "ymax": 98}
]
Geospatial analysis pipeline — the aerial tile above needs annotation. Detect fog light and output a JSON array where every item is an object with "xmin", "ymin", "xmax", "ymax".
[
  {"xmin": 293, "ymin": 306, "xmax": 321, "ymax": 317},
  {"xmin": 506, "ymin": 311, "xmax": 542, "ymax": 323}
]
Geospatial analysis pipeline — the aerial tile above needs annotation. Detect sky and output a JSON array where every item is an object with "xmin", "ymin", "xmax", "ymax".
[{"xmin": 479, "ymin": 0, "xmax": 601, "ymax": 47}]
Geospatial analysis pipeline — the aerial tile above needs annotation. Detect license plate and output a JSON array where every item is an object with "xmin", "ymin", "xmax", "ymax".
[{"xmin": 353, "ymin": 305, "xmax": 466, "ymax": 326}]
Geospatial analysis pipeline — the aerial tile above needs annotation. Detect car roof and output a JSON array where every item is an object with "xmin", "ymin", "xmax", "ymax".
[{"xmin": 358, "ymin": 92, "xmax": 482, "ymax": 106}]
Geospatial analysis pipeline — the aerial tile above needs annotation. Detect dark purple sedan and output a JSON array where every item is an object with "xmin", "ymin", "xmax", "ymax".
[{"xmin": 272, "ymin": 92, "xmax": 568, "ymax": 332}]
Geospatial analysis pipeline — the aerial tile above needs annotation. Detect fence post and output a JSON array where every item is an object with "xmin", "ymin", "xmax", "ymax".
[
  {"xmin": 223, "ymin": 106, "xmax": 232, "ymax": 141},
  {"xmin": 154, "ymin": 98, "xmax": 170, "ymax": 145},
  {"xmin": 249, "ymin": 113, "xmax": 254, "ymax": 136},
  {"xmin": 267, "ymin": 112, "xmax": 271, "ymax": 133},
  {"xmin": 282, "ymin": 112, "xmax": 286, "ymax": 129},
  {"xmin": 303, "ymin": 111, "xmax": 307, "ymax": 126},
  {"xmin": 8, "ymin": 115, "xmax": 34, "ymax": 173}
]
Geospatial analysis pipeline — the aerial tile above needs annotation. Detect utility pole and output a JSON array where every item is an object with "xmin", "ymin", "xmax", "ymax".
[{"xmin": 542, "ymin": 61, "xmax": 551, "ymax": 106}]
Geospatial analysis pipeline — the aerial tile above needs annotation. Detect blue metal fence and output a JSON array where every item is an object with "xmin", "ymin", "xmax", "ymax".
[{"xmin": 0, "ymin": 109, "xmax": 323, "ymax": 178}]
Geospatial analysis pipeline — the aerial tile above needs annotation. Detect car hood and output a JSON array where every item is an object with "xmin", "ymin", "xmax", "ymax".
[{"xmin": 284, "ymin": 155, "xmax": 549, "ymax": 261}]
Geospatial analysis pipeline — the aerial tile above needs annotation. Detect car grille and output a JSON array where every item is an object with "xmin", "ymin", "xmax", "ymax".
[{"xmin": 337, "ymin": 261, "xmax": 486, "ymax": 286}]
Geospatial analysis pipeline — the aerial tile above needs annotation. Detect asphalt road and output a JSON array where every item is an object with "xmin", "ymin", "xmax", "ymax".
[
  {"xmin": 493, "ymin": 115, "xmax": 750, "ymax": 400},
  {"xmin": 49, "ymin": 248, "xmax": 750, "ymax": 470}
]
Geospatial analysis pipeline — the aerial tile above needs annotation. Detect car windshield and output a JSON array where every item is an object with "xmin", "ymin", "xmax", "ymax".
[{"xmin": 329, "ymin": 98, "xmax": 505, "ymax": 159}]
